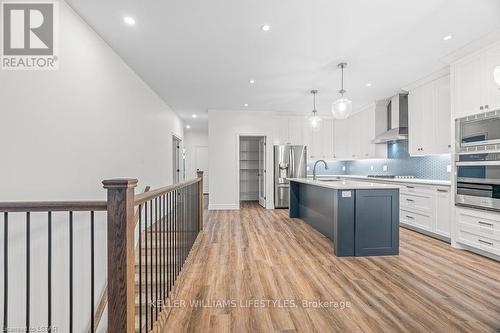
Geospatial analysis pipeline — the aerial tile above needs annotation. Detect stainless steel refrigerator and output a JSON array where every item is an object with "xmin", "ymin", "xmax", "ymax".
[{"xmin": 274, "ymin": 145, "xmax": 307, "ymax": 208}]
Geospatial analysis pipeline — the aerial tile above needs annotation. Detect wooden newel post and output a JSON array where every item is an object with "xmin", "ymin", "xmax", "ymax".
[
  {"xmin": 102, "ymin": 178, "xmax": 138, "ymax": 333},
  {"xmin": 197, "ymin": 171, "xmax": 204, "ymax": 230}
]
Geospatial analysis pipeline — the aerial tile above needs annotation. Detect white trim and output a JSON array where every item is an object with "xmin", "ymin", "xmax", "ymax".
[
  {"xmin": 208, "ymin": 204, "xmax": 240, "ymax": 210},
  {"xmin": 236, "ymin": 133, "xmax": 269, "ymax": 209},
  {"xmin": 402, "ymin": 67, "xmax": 450, "ymax": 91}
]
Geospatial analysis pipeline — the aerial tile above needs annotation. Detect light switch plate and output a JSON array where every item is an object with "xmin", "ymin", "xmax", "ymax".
[
  {"xmin": 342, "ymin": 191, "xmax": 352, "ymax": 198},
  {"xmin": 342, "ymin": 166, "xmax": 346, "ymax": 171},
  {"xmin": 383, "ymin": 165, "xmax": 388, "ymax": 171},
  {"xmin": 447, "ymin": 165, "xmax": 451, "ymax": 173}
]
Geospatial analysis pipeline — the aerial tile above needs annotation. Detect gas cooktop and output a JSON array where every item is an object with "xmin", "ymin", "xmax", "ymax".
[{"xmin": 367, "ymin": 175, "xmax": 416, "ymax": 179}]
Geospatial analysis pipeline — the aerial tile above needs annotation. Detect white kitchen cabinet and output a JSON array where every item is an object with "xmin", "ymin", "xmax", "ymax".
[
  {"xmin": 452, "ymin": 41, "xmax": 500, "ymax": 118},
  {"xmin": 408, "ymin": 75, "xmax": 451, "ymax": 155},
  {"xmin": 453, "ymin": 55, "xmax": 483, "ymax": 118},
  {"xmin": 288, "ymin": 117, "xmax": 304, "ymax": 145},
  {"xmin": 321, "ymin": 119, "xmax": 335, "ymax": 159},
  {"xmin": 435, "ymin": 187, "xmax": 451, "ymax": 237},
  {"xmin": 483, "ymin": 43, "xmax": 500, "ymax": 112},
  {"xmin": 456, "ymin": 207, "xmax": 500, "ymax": 258},
  {"xmin": 334, "ymin": 105, "xmax": 384, "ymax": 160}
]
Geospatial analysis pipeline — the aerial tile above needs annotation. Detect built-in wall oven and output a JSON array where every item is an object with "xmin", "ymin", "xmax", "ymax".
[
  {"xmin": 456, "ymin": 152, "xmax": 500, "ymax": 212},
  {"xmin": 456, "ymin": 109, "xmax": 500, "ymax": 153}
]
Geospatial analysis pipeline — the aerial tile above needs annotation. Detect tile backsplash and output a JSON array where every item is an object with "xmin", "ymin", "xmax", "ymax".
[{"xmin": 307, "ymin": 141, "xmax": 452, "ymax": 180}]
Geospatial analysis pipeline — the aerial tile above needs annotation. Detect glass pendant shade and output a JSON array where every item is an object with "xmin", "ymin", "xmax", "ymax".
[
  {"xmin": 332, "ymin": 97, "xmax": 352, "ymax": 120},
  {"xmin": 309, "ymin": 112, "xmax": 322, "ymax": 132},
  {"xmin": 494, "ymin": 66, "xmax": 500, "ymax": 86}
]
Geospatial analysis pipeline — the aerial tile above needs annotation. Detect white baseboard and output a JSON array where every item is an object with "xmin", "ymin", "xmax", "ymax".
[{"xmin": 208, "ymin": 203, "xmax": 240, "ymax": 210}]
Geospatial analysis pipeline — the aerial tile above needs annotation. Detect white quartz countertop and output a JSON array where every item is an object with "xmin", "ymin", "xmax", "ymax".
[
  {"xmin": 288, "ymin": 178, "xmax": 400, "ymax": 190},
  {"xmin": 308, "ymin": 175, "xmax": 452, "ymax": 187}
]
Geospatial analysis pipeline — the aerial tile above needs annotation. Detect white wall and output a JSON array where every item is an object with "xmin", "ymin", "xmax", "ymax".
[
  {"xmin": 0, "ymin": 2, "xmax": 183, "ymax": 332},
  {"xmin": 184, "ymin": 130, "xmax": 209, "ymax": 189},
  {"xmin": 208, "ymin": 110, "xmax": 287, "ymax": 210}
]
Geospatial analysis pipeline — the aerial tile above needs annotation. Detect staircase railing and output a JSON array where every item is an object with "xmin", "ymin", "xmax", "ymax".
[{"xmin": 1, "ymin": 172, "xmax": 204, "ymax": 333}]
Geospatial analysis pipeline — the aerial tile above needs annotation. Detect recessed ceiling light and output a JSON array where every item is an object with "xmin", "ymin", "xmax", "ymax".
[
  {"xmin": 123, "ymin": 16, "xmax": 136, "ymax": 26},
  {"xmin": 192, "ymin": 114, "xmax": 197, "ymax": 118},
  {"xmin": 244, "ymin": 103, "xmax": 249, "ymax": 107},
  {"xmin": 366, "ymin": 83, "xmax": 372, "ymax": 87},
  {"xmin": 261, "ymin": 24, "xmax": 271, "ymax": 31},
  {"xmin": 249, "ymin": 79, "xmax": 255, "ymax": 84},
  {"xmin": 186, "ymin": 125, "xmax": 191, "ymax": 129},
  {"xmin": 443, "ymin": 35, "xmax": 452, "ymax": 41}
]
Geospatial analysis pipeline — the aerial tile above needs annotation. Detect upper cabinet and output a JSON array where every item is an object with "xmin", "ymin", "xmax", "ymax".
[
  {"xmin": 408, "ymin": 74, "xmax": 451, "ymax": 155},
  {"xmin": 452, "ymin": 41, "xmax": 500, "ymax": 118},
  {"xmin": 307, "ymin": 118, "xmax": 335, "ymax": 160},
  {"xmin": 334, "ymin": 105, "xmax": 386, "ymax": 160}
]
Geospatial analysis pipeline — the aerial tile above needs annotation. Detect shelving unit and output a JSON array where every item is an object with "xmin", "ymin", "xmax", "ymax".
[{"xmin": 239, "ymin": 137, "xmax": 260, "ymax": 201}]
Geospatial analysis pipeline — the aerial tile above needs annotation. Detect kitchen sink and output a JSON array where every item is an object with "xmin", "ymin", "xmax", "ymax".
[{"xmin": 317, "ymin": 179, "xmax": 342, "ymax": 182}]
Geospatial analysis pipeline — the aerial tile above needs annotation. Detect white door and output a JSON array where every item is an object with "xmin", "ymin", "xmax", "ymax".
[
  {"xmin": 195, "ymin": 146, "xmax": 209, "ymax": 193},
  {"xmin": 258, "ymin": 137, "xmax": 266, "ymax": 208}
]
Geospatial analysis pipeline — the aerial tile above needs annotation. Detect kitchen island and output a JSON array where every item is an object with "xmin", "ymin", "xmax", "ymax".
[{"xmin": 289, "ymin": 178, "xmax": 400, "ymax": 257}]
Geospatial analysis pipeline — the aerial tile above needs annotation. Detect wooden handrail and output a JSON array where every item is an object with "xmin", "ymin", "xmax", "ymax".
[
  {"xmin": 134, "ymin": 178, "xmax": 200, "ymax": 206},
  {"xmin": 0, "ymin": 200, "xmax": 107, "ymax": 212}
]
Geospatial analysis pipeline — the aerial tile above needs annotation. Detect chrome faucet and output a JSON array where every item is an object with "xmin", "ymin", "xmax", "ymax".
[{"xmin": 313, "ymin": 160, "xmax": 328, "ymax": 180}]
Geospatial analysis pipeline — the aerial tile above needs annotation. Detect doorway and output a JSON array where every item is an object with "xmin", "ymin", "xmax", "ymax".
[
  {"xmin": 172, "ymin": 135, "xmax": 182, "ymax": 184},
  {"xmin": 239, "ymin": 136, "xmax": 266, "ymax": 208},
  {"xmin": 195, "ymin": 146, "xmax": 209, "ymax": 194}
]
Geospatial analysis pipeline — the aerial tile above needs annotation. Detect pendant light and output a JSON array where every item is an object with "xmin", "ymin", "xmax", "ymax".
[
  {"xmin": 332, "ymin": 62, "xmax": 352, "ymax": 119},
  {"xmin": 308, "ymin": 90, "xmax": 322, "ymax": 131}
]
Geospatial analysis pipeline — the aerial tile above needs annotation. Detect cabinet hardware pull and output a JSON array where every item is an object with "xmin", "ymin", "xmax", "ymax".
[
  {"xmin": 478, "ymin": 221, "xmax": 493, "ymax": 227},
  {"xmin": 478, "ymin": 239, "xmax": 493, "ymax": 246},
  {"xmin": 406, "ymin": 186, "xmax": 415, "ymax": 189},
  {"xmin": 437, "ymin": 189, "xmax": 448, "ymax": 193},
  {"xmin": 406, "ymin": 215, "xmax": 415, "ymax": 219},
  {"xmin": 406, "ymin": 199, "xmax": 415, "ymax": 202}
]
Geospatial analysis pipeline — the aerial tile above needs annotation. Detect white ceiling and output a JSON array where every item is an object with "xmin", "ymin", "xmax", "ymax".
[{"xmin": 66, "ymin": 0, "xmax": 500, "ymax": 131}]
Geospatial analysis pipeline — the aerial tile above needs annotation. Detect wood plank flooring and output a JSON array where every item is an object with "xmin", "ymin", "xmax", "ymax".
[{"xmin": 156, "ymin": 202, "xmax": 500, "ymax": 332}]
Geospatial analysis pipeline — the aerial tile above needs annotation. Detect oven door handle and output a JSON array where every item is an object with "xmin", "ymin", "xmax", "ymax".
[
  {"xmin": 456, "ymin": 161, "xmax": 500, "ymax": 166},
  {"xmin": 457, "ymin": 177, "xmax": 500, "ymax": 186}
]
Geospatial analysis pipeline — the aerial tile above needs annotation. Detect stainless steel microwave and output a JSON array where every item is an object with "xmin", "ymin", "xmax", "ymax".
[
  {"xmin": 456, "ymin": 109, "xmax": 500, "ymax": 154},
  {"xmin": 456, "ymin": 153, "xmax": 500, "ymax": 212}
]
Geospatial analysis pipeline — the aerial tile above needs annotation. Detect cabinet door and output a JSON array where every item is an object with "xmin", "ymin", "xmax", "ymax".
[
  {"xmin": 432, "ymin": 76, "xmax": 452, "ymax": 154},
  {"xmin": 435, "ymin": 188, "xmax": 451, "ymax": 237},
  {"xmin": 334, "ymin": 119, "xmax": 347, "ymax": 159},
  {"xmin": 483, "ymin": 43, "xmax": 500, "ymax": 111},
  {"xmin": 321, "ymin": 119, "xmax": 335, "ymax": 159},
  {"xmin": 408, "ymin": 85, "xmax": 426, "ymax": 155},
  {"xmin": 288, "ymin": 117, "xmax": 304, "ymax": 145},
  {"xmin": 272, "ymin": 116, "xmax": 289, "ymax": 145},
  {"xmin": 302, "ymin": 121, "xmax": 314, "ymax": 159},
  {"xmin": 454, "ymin": 55, "xmax": 483, "ymax": 118}
]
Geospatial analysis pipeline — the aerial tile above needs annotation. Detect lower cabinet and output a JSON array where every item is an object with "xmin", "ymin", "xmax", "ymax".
[
  {"xmin": 456, "ymin": 207, "xmax": 500, "ymax": 257},
  {"xmin": 355, "ymin": 190, "xmax": 399, "ymax": 256},
  {"xmin": 399, "ymin": 184, "xmax": 451, "ymax": 239}
]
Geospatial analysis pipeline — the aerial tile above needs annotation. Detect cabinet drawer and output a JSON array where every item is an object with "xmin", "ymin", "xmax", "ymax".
[
  {"xmin": 400, "ymin": 209, "xmax": 432, "ymax": 231},
  {"xmin": 400, "ymin": 184, "xmax": 434, "ymax": 196},
  {"xmin": 457, "ymin": 229, "xmax": 500, "ymax": 256},
  {"xmin": 401, "ymin": 193, "xmax": 433, "ymax": 213},
  {"xmin": 456, "ymin": 211, "xmax": 500, "ymax": 240}
]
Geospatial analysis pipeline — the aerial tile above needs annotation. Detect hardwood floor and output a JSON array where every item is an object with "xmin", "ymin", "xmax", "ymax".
[{"xmin": 157, "ymin": 202, "xmax": 500, "ymax": 332}]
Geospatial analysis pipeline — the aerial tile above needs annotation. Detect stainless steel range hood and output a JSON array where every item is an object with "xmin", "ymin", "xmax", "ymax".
[{"xmin": 372, "ymin": 93, "xmax": 408, "ymax": 144}]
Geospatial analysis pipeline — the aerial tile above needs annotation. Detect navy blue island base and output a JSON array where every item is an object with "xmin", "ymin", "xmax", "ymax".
[{"xmin": 289, "ymin": 179, "xmax": 400, "ymax": 257}]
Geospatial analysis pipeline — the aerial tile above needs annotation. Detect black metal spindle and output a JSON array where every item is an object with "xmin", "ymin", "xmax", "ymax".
[
  {"xmin": 47, "ymin": 212, "xmax": 52, "ymax": 332},
  {"xmin": 69, "ymin": 211, "xmax": 73, "ymax": 333},
  {"xmin": 90, "ymin": 211, "xmax": 95, "ymax": 333},
  {"xmin": 144, "ymin": 201, "xmax": 148, "ymax": 331},
  {"xmin": 168, "ymin": 192, "xmax": 172, "ymax": 295},
  {"xmin": 149, "ymin": 200, "xmax": 153, "ymax": 330},
  {"xmin": 3, "ymin": 212, "xmax": 7, "ymax": 332},
  {"xmin": 161, "ymin": 195, "xmax": 164, "ymax": 303},
  {"xmin": 163, "ymin": 194, "xmax": 167, "ymax": 300},
  {"xmin": 139, "ymin": 204, "xmax": 143, "ymax": 333},
  {"xmin": 155, "ymin": 197, "xmax": 158, "ymax": 320},
  {"xmin": 26, "ymin": 212, "xmax": 30, "ymax": 331}
]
